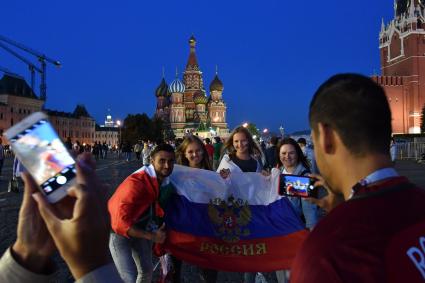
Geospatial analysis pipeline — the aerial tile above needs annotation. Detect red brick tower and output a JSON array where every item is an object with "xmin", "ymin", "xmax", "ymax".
[
  {"xmin": 374, "ymin": 0, "xmax": 425, "ymax": 133},
  {"xmin": 183, "ymin": 35, "xmax": 205, "ymax": 124}
]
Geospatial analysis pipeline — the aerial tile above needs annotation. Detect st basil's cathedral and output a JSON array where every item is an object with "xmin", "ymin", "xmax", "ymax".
[{"xmin": 154, "ymin": 36, "xmax": 229, "ymax": 138}]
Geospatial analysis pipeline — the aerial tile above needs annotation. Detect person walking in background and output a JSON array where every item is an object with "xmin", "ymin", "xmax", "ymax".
[
  {"xmin": 0, "ymin": 138, "xmax": 5, "ymax": 179},
  {"xmin": 64, "ymin": 137, "xmax": 72, "ymax": 150},
  {"xmin": 264, "ymin": 136, "xmax": 278, "ymax": 171},
  {"xmin": 390, "ymin": 137, "xmax": 397, "ymax": 163},
  {"xmin": 204, "ymin": 138, "xmax": 214, "ymax": 165},
  {"xmin": 134, "ymin": 140, "xmax": 143, "ymax": 160},
  {"xmin": 122, "ymin": 141, "xmax": 132, "ymax": 162},
  {"xmin": 142, "ymin": 142, "xmax": 151, "ymax": 166},
  {"xmin": 212, "ymin": 136, "xmax": 223, "ymax": 170},
  {"xmin": 174, "ymin": 135, "xmax": 217, "ymax": 283},
  {"xmin": 102, "ymin": 142, "xmax": 109, "ymax": 159}
]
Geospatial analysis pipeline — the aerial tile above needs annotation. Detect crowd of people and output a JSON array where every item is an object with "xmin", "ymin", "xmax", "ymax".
[{"xmin": 1, "ymin": 73, "xmax": 425, "ymax": 283}]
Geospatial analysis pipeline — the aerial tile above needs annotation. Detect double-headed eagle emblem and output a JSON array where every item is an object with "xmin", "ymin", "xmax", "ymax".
[{"xmin": 207, "ymin": 195, "xmax": 252, "ymax": 243}]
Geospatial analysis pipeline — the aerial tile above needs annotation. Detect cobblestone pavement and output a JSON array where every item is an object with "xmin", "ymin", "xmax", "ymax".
[{"xmin": 0, "ymin": 156, "xmax": 424, "ymax": 282}]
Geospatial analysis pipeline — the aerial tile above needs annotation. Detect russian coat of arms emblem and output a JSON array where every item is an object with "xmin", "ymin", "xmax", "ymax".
[{"xmin": 207, "ymin": 195, "xmax": 252, "ymax": 243}]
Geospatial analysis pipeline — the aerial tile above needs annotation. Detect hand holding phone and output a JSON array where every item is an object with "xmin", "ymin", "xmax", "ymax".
[
  {"xmin": 279, "ymin": 174, "xmax": 318, "ymax": 198},
  {"xmin": 305, "ymin": 173, "xmax": 345, "ymax": 212},
  {"xmin": 5, "ymin": 112, "xmax": 76, "ymax": 203}
]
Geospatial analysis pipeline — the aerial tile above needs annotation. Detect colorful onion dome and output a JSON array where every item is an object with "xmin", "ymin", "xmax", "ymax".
[
  {"xmin": 209, "ymin": 74, "xmax": 223, "ymax": 92},
  {"xmin": 155, "ymin": 78, "xmax": 168, "ymax": 97},
  {"xmin": 193, "ymin": 90, "xmax": 208, "ymax": 104},
  {"xmin": 169, "ymin": 78, "xmax": 185, "ymax": 93}
]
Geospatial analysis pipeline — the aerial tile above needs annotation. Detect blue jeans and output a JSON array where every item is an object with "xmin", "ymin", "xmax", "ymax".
[
  {"xmin": 244, "ymin": 272, "xmax": 256, "ymax": 283},
  {"xmin": 125, "ymin": 152, "xmax": 132, "ymax": 161},
  {"xmin": 288, "ymin": 197, "xmax": 318, "ymax": 229},
  {"xmin": 109, "ymin": 232, "xmax": 153, "ymax": 283}
]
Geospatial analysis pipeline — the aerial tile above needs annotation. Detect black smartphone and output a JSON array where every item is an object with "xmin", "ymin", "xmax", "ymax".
[{"xmin": 279, "ymin": 174, "xmax": 318, "ymax": 198}]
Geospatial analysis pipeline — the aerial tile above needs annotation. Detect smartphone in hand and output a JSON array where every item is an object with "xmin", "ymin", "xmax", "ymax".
[
  {"xmin": 5, "ymin": 112, "xmax": 76, "ymax": 203},
  {"xmin": 279, "ymin": 174, "xmax": 318, "ymax": 198}
]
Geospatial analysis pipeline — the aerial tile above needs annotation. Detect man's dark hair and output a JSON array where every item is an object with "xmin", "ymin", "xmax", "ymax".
[
  {"xmin": 150, "ymin": 143, "xmax": 175, "ymax": 158},
  {"xmin": 205, "ymin": 138, "xmax": 211, "ymax": 144},
  {"xmin": 309, "ymin": 73, "xmax": 392, "ymax": 156},
  {"xmin": 297, "ymin": 138, "xmax": 307, "ymax": 146},
  {"xmin": 270, "ymin": 136, "xmax": 278, "ymax": 146}
]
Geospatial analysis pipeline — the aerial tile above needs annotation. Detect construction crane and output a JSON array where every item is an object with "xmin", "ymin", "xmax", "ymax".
[
  {"xmin": 0, "ymin": 34, "xmax": 61, "ymax": 101},
  {"xmin": 0, "ymin": 41, "xmax": 42, "ymax": 91},
  {"xmin": 0, "ymin": 65, "xmax": 23, "ymax": 79}
]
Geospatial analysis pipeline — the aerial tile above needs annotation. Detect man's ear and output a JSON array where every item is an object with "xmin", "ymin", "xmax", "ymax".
[{"xmin": 317, "ymin": 123, "xmax": 336, "ymax": 155}]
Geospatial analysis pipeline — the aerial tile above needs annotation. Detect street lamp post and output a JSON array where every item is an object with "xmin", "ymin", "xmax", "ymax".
[{"xmin": 116, "ymin": 120, "xmax": 121, "ymax": 157}]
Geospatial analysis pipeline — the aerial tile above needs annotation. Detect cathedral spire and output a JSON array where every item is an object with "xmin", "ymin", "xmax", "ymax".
[
  {"xmin": 409, "ymin": 0, "xmax": 416, "ymax": 17},
  {"xmin": 381, "ymin": 18, "xmax": 385, "ymax": 33},
  {"xmin": 186, "ymin": 35, "xmax": 199, "ymax": 70}
]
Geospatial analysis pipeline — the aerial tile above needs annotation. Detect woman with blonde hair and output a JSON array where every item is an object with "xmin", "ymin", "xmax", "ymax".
[
  {"xmin": 175, "ymin": 135, "xmax": 212, "ymax": 170},
  {"xmin": 216, "ymin": 126, "xmax": 264, "ymax": 283},
  {"xmin": 217, "ymin": 126, "xmax": 264, "ymax": 174},
  {"xmin": 172, "ymin": 135, "xmax": 216, "ymax": 282}
]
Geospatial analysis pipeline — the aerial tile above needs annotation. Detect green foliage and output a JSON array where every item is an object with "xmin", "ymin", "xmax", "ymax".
[
  {"xmin": 246, "ymin": 123, "xmax": 260, "ymax": 138},
  {"xmin": 121, "ymin": 114, "xmax": 165, "ymax": 144}
]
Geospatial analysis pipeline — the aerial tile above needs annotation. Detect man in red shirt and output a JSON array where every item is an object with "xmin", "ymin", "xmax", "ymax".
[
  {"xmin": 108, "ymin": 143, "xmax": 175, "ymax": 283},
  {"xmin": 291, "ymin": 74, "xmax": 425, "ymax": 283},
  {"xmin": 204, "ymin": 138, "xmax": 214, "ymax": 163}
]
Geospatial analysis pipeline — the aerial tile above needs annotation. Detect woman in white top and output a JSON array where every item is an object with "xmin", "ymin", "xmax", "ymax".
[
  {"xmin": 217, "ymin": 126, "xmax": 263, "ymax": 175},
  {"xmin": 216, "ymin": 126, "xmax": 264, "ymax": 283}
]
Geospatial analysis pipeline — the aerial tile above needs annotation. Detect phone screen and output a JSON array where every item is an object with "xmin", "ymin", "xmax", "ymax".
[
  {"xmin": 9, "ymin": 119, "xmax": 76, "ymax": 195},
  {"xmin": 279, "ymin": 174, "xmax": 317, "ymax": 198}
]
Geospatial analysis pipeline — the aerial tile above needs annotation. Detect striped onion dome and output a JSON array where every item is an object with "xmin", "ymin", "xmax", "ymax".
[
  {"xmin": 168, "ymin": 78, "xmax": 185, "ymax": 93},
  {"xmin": 193, "ymin": 90, "xmax": 208, "ymax": 104}
]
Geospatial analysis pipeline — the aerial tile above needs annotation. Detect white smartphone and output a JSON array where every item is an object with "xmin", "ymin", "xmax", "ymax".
[{"xmin": 5, "ymin": 112, "xmax": 76, "ymax": 203}]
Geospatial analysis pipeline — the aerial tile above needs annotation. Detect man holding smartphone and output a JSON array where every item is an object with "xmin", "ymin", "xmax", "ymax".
[
  {"xmin": 108, "ymin": 143, "xmax": 175, "ymax": 283},
  {"xmin": 291, "ymin": 74, "xmax": 425, "ymax": 282}
]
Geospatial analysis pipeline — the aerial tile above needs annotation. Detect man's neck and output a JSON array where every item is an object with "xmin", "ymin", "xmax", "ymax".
[{"xmin": 335, "ymin": 153, "xmax": 393, "ymax": 200}]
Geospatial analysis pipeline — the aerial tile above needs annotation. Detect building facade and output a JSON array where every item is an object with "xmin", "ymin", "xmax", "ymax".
[
  {"xmin": 373, "ymin": 0, "xmax": 425, "ymax": 133},
  {"xmin": 95, "ymin": 114, "xmax": 119, "ymax": 148},
  {"xmin": 0, "ymin": 73, "xmax": 113, "ymax": 145},
  {"xmin": 46, "ymin": 105, "xmax": 96, "ymax": 145},
  {"xmin": 155, "ymin": 36, "xmax": 229, "ymax": 138}
]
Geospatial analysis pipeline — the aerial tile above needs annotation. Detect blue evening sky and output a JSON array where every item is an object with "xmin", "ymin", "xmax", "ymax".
[{"xmin": 1, "ymin": 0, "xmax": 393, "ymax": 134}]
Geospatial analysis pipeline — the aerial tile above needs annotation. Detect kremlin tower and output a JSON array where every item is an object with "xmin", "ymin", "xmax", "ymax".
[
  {"xmin": 373, "ymin": 0, "xmax": 425, "ymax": 133},
  {"xmin": 155, "ymin": 36, "xmax": 228, "ymax": 138}
]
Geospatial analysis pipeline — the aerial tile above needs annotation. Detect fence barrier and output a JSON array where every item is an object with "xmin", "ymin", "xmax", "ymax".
[{"xmin": 396, "ymin": 142, "xmax": 425, "ymax": 160}]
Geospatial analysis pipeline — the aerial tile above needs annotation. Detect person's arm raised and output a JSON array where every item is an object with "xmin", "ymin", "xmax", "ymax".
[{"xmin": 32, "ymin": 153, "xmax": 111, "ymax": 280}]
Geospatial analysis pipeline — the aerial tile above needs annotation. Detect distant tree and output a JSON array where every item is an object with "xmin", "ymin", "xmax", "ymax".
[
  {"xmin": 421, "ymin": 104, "xmax": 425, "ymax": 133},
  {"xmin": 151, "ymin": 117, "xmax": 165, "ymax": 142},
  {"xmin": 121, "ymin": 114, "xmax": 166, "ymax": 145},
  {"xmin": 246, "ymin": 123, "xmax": 260, "ymax": 138}
]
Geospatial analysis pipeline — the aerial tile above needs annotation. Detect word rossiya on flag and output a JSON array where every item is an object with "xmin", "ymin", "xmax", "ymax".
[{"xmin": 163, "ymin": 165, "xmax": 309, "ymax": 272}]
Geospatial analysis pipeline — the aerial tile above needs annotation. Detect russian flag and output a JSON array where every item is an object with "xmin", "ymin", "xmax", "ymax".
[{"xmin": 163, "ymin": 165, "xmax": 309, "ymax": 272}]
